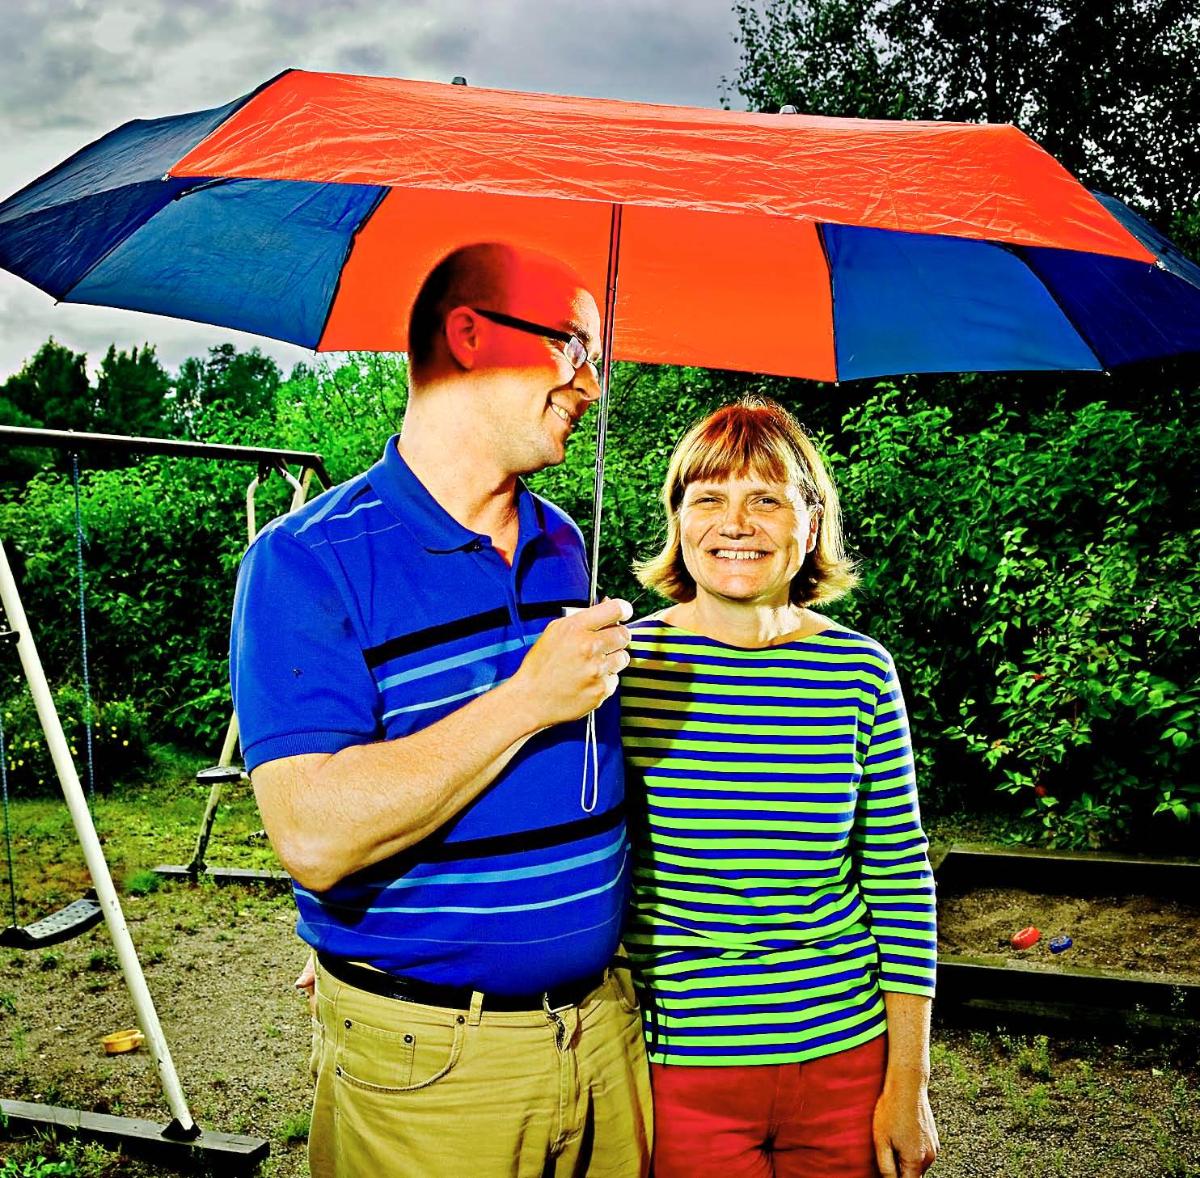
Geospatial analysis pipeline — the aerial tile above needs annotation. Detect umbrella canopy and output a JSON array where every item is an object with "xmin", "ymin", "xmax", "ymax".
[{"xmin": 3, "ymin": 69, "xmax": 1199, "ymax": 382}]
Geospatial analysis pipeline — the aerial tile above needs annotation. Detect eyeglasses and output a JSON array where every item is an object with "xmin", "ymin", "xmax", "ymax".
[{"xmin": 472, "ymin": 307, "xmax": 599, "ymax": 377}]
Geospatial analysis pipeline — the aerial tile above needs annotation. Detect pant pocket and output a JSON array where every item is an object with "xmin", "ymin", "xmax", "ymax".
[
  {"xmin": 611, "ymin": 964, "xmax": 642, "ymax": 1014},
  {"xmin": 335, "ymin": 1009, "xmax": 464, "ymax": 1094}
]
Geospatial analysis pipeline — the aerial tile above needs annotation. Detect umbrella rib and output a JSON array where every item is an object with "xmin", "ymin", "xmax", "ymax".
[
  {"xmin": 312, "ymin": 187, "xmax": 389, "ymax": 352},
  {"xmin": 55, "ymin": 178, "xmax": 229, "ymax": 306},
  {"xmin": 1007, "ymin": 243, "xmax": 1107, "ymax": 372},
  {"xmin": 815, "ymin": 224, "xmax": 839, "ymax": 383}
]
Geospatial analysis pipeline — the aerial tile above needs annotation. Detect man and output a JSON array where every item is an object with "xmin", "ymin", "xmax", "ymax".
[{"xmin": 230, "ymin": 243, "xmax": 651, "ymax": 1177}]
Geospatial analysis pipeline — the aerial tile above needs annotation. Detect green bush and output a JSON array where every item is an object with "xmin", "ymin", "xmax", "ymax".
[
  {"xmin": 0, "ymin": 685, "xmax": 151, "ymax": 797},
  {"xmin": 0, "ymin": 353, "xmax": 409, "ymax": 753},
  {"xmin": 833, "ymin": 388, "xmax": 1199, "ymax": 848},
  {"xmin": 1, "ymin": 339, "xmax": 1195, "ymax": 849}
]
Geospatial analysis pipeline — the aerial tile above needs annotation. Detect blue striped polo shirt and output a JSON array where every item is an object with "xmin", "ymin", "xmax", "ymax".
[{"xmin": 230, "ymin": 438, "xmax": 627, "ymax": 995}]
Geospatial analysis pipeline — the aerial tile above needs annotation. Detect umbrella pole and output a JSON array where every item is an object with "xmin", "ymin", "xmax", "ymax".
[
  {"xmin": 578, "ymin": 204, "xmax": 624, "ymax": 815},
  {"xmin": 588, "ymin": 203, "xmax": 624, "ymax": 607}
]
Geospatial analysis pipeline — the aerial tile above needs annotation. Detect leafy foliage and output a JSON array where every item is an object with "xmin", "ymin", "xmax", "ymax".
[
  {"xmin": 831, "ymin": 387, "xmax": 1199, "ymax": 847},
  {"xmin": 0, "ymin": 332, "xmax": 1196, "ymax": 845},
  {"xmin": 0, "ymin": 685, "xmax": 151, "ymax": 798},
  {"xmin": 172, "ymin": 342, "xmax": 283, "ymax": 429},
  {"xmin": 93, "ymin": 343, "xmax": 172, "ymax": 441},
  {"xmin": 0, "ymin": 352, "xmax": 408, "ymax": 763}
]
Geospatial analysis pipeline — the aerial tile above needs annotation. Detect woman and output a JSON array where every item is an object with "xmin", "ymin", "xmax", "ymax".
[{"xmin": 621, "ymin": 397, "xmax": 938, "ymax": 1178}]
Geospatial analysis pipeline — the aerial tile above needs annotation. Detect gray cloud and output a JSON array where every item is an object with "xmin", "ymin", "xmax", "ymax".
[
  {"xmin": 0, "ymin": 0, "xmax": 742, "ymax": 379},
  {"xmin": 0, "ymin": 7, "xmax": 144, "ymax": 132},
  {"xmin": 0, "ymin": 286, "xmax": 317, "ymax": 379},
  {"xmin": 335, "ymin": 43, "xmax": 390, "ymax": 75},
  {"xmin": 408, "ymin": 22, "xmax": 480, "ymax": 73}
]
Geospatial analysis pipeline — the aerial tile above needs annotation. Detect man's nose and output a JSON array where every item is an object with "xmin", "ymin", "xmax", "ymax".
[{"xmin": 573, "ymin": 362, "xmax": 602, "ymax": 403}]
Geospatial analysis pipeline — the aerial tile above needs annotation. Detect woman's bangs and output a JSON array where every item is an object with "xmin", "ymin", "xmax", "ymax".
[{"xmin": 679, "ymin": 418, "xmax": 793, "ymax": 492}]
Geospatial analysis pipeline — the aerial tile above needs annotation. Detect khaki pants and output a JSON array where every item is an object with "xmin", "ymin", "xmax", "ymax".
[{"xmin": 309, "ymin": 962, "xmax": 652, "ymax": 1177}]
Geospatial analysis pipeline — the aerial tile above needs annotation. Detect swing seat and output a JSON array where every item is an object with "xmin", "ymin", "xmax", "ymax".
[
  {"xmin": 195, "ymin": 765, "xmax": 244, "ymax": 786},
  {"xmin": 0, "ymin": 892, "xmax": 103, "ymax": 949}
]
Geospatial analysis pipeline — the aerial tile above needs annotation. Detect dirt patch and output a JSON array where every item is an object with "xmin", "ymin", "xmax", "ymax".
[
  {"xmin": 938, "ymin": 887, "xmax": 1200, "ymax": 981},
  {"xmin": 2, "ymin": 788, "xmax": 1200, "ymax": 1176},
  {"xmin": 1, "ymin": 880, "xmax": 314, "ymax": 1176}
]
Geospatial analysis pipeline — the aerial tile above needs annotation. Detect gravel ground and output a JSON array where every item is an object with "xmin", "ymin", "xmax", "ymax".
[
  {"xmin": 2, "ymin": 878, "xmax": 1198, "ymax": 1176},
  {"xmin": 1, "ymin": 787, "xmax": 1198, "ymax": 1176}
]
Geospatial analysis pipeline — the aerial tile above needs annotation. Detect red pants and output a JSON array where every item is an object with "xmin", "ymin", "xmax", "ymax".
[{"xmin": 650, "ymin": 1035, "xmax": 886, "ymax": 1178}]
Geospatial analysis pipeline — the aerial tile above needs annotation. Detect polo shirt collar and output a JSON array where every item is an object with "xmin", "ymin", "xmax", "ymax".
[{"xmin": 368, "ymin": 436, "xmax": 546, "ymax": 555}]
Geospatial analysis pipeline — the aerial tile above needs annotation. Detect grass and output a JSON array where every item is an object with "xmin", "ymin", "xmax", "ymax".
[
  {"xmin": 0, "ymin": 756, "xmax": 280, "ymax": 932},
  {"xmin": 279, "ymin": 1110, "xmax": 310, "ymax": 1145},
  {"xmin": 84, "ymin": 949, "xmax": 117, "ymax": 974},
  {"xmin": 0, "ymin": 1137, "xmax": 124, "ymax": 1177},
  {"xmin": 930, "ymin": 1027, "xmax": 1200, "ymax": 1174},
  {"xmin": 123, "ymin": 871, "xmax": 160, "ymax": 898}
]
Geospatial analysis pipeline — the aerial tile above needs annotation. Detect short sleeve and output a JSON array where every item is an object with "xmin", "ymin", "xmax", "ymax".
[{"xmin": 230, "ymin": 525, "xmax": 380, "ymax": 773}]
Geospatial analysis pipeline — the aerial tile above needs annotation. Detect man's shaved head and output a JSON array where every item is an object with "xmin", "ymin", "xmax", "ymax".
[{"xmin": 407, "ymin": 243, "xmax": 592, "ymax": 380}]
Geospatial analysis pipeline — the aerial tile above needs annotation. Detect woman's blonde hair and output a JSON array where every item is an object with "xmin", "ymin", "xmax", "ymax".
[{"xmin": 635, "ymin": 397, "xmax": 858, "ymax": 607}]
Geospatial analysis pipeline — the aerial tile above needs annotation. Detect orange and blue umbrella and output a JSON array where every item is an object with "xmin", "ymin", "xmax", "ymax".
[{"xmin": 2, "ymin": 68, "xmax": 1198, "ymax": 383}]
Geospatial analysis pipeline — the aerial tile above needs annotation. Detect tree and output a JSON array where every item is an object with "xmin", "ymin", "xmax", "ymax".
[
  {"xmin": 726, "ymin": 0, "xmax": 1200, "ymax": 250},
  {"xmin": 0, "ymin": 337, "xmax": 92, "ymax": 433},
  {"xmin": 724, "ymin": 0, "xmax": 922, "ymax": 119},
  {"xmin": 94, "ymin": 343, "xmax": 172, "ymax": 441},
  {"xmin": 172, "ymin": 343, "xmax": 283, "ymax": 432}
]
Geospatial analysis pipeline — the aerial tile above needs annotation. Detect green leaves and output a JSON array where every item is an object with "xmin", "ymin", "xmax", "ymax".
[
  {"xmin": 835, "ymin": 385, "xmax": 1198, "ymax": 848},
  {"xmin": 0, "ymin": 336, "xmax": 1194, "ymax": 846}
]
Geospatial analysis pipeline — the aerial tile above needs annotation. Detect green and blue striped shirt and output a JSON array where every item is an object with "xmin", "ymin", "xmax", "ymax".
[{"xmin": 621, "ymin": 618, "xmax": 936, "ymax": 1066}]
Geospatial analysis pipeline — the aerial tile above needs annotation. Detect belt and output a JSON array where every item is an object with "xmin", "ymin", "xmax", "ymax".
[{"xmin": 316, "ymin": 952, "xmax": 606, "ymax": 1013}]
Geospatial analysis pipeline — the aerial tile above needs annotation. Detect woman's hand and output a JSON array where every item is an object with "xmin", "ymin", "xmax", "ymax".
[
  {"xmin": 873, "ymin": 1079, "xmax": 938, "ymax": 1177},
  {"xmin": 875, "ymin": 992, "xmax": 938, "ymax": 1175}
]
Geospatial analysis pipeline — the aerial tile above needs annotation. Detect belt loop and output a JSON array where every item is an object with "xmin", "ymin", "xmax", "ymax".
[{"xmin": 468, "ymin": 989, "xmax": 484, "ymax": 1026}]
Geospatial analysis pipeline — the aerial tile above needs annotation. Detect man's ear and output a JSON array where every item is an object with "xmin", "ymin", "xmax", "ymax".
[{"xmin": 443, "ymin": 306, "xmax": 482, "ymax": 371}]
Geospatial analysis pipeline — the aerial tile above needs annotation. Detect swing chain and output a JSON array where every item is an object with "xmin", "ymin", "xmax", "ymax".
[
  {"xmin": 70, "ymin": 453, "xmax": 96, "ymax": 807},
  {"xmin": 0, "ymin": 709, "xmax": 18, "ymax": 928}
]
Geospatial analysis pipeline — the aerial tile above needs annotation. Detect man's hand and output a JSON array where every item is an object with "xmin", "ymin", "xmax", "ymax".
[
  {"xmin": 294, "ymin": 953, "xmax": 317, "ymax": 1017},
  {"xmin": 873, "ymin": 1080, "xmax": 938, "ymax": 1177},
  {"xmin": 512, "ymin": 598, "xmax": 633, "ymax": 729},
  {"xmin": 251, "ymin": 597, "xmax": 634, "ymax": 891}
]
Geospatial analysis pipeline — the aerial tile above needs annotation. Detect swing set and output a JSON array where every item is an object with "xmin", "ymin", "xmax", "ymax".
[{"xmin": 0, "ymin": 423, "xmax": 328, "ymax": 1168}]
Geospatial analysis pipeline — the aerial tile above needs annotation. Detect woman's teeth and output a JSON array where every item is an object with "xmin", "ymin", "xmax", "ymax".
[{"xmin": 713, "ymin": 550, "xmax": 766, "ymax": 560}]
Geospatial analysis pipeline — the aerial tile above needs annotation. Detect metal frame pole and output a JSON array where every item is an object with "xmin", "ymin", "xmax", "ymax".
[
  {"xmin": 0, "ymin": 539, "xmax": 196, "ymax": 1137},
  {"xmin": 186, "ymin": 463, "xmax": 311, "ymax": 873},
  {"xmin": 0, "ymin": 425, "xmax": 330, "ymax": 489}
]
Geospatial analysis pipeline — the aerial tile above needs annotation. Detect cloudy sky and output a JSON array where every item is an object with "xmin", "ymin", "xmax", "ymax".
[{"xmin": 0, "ymin": 0, "xmax": 744, "ymax": 379}]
